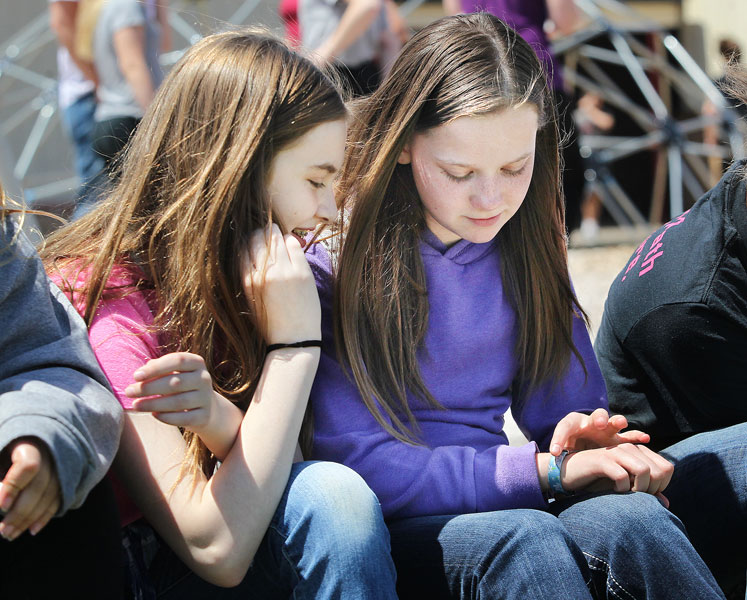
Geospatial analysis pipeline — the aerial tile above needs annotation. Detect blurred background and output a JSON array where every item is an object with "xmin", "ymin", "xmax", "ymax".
[{"xmin": 2, "ymin": 0, "xmax": 746, "ymax": 236}]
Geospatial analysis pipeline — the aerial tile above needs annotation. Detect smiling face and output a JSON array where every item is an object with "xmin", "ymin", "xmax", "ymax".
[
  {"xmin": 398, "ymin": 105, "xmax": 539, "ymax": 246},
  {"xmin": 267, "ymin": 119, "xmax": 347, "ymax": 243}
]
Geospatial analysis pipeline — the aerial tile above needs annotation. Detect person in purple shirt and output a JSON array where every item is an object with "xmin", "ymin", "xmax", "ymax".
[{"xmin": 307, "ymin": 14, "xmax": 726, "ymax": 600}]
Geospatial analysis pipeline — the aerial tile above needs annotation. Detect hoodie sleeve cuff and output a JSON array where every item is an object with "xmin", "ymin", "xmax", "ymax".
[{"xmin": 474, "ymin": 441, "xmax": 547, "ymax": 512}]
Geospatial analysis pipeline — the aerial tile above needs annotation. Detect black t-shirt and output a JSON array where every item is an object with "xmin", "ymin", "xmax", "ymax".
[{"xmin": 595, "ymin": 160, "xmax": 747, "ymax": 450}]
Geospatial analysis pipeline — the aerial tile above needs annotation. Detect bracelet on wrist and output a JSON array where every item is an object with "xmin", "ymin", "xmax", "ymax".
[
  {"xmin": 266, "ymin": 340, "xmax": 322, "ymax": 353},
  {"xmin": 547, "ymin": 449, "xmax": 574, "ymax": 500}
]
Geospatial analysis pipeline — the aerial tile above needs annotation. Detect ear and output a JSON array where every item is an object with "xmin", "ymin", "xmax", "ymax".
[{"xmin": 397, "ymin": 144, "xmax": 412, "ymax": 165}]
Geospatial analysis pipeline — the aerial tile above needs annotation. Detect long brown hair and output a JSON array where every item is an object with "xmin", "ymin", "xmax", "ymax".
[
  {"xmin": 41, "ymin": 29, "xmax": 346, "ymax": 476},
  {"xmin": 334, "ymin": 13, "xmax": 588, "ymax": 445}
]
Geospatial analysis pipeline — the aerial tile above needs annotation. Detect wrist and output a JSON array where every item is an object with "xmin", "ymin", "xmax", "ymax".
[
  {"xmin": 536, "ymin": 452, "xmax": 551, "ymax": 496},
  {"xmin": 266, "ymin": 340, "xmax": 322, "ymax": 353}
]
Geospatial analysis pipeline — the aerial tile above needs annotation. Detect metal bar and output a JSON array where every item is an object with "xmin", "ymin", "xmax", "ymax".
[
  {"xmin": 0, "ymin": 61, "xmax": 56, "ymax": 90},
  {"xmin": 228, "ymin": 0, "xmax": 263, "ymax": 24},
  {"xmin": 168, "ymin": 12, "xmax": 203, "ymax": 45},
  {"xmin": 608, "ymin": 30, "xmax": 668, "ymax": 119},
  {"xmin": 667, "ymin": 144, "xmax": 684, "ymax": 217},
  {"xmin": 597, "ymin": 131, "xmax": 666, "ymax": 163},
  {"xmin": 681, "ymin": 158, "xmax": 705, "ymax": 202},
  {"xmin": 682, "ymin": 151, "xmax": 713, "ymax": 189},
  {"xmin": 564, "ymin": 70, "xmax": 657, "ymax": 131},
  {"xmin": 663, "ymin": 35, "xmax": 726, "ymax": 109},
  {"xmin": 0, "ymin": 100, "xmax": 37, "ymax": 136},
  {"xmin": 681, "ymin": 140, "xmax": 731, "ymax": 159},
  {"xmin": 13, "ymin": 104, "xmax": 55, "ymax": 181}
]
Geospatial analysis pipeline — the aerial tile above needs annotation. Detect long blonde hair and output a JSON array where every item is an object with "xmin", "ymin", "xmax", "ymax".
[
  {"xmin": 334, "ymin": 14, "xmax": 588, "ymax": 444},
  {"xmin": 42, "ymin": 29, "xmax": 346, "ymax": 477}
]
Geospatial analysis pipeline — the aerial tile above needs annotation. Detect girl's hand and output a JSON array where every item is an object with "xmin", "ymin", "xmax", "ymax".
[
  {"xmin": 549, "ymin": 408, "xmax": 650, "ymax": 455},
  {"xmin": 560, "ymin": 444, "xmax": 673, "ymax": 507},
  {"xmin": 125, "ymin": 353, "xmax": 242, "ymax": 460},
  {"xmin": 242, "ymin": 224, "xmax": 321, "ymax": 345},
  {"xmin": 0, "ymin": 438, "xmax": 61, "ymax": 541}
]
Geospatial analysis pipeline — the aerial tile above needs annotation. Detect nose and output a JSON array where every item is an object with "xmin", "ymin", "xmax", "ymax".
[
  {"xmin": 316, "ymin": 188, "xmax": 337, "ymax": 223},
  {"xmin": 469, "ymin": 177, "xmax": 502, "ymax": 212}
]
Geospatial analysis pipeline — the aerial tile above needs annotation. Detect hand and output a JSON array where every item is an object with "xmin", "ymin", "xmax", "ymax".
[
  {"xmin": 126, "ymin": 352, "xmax": 217, "ymax": 427},
  {"xmin": 125, "ymin": 353, "xmax": 244, "ymax": 460},
  {"xmin": 561, "ymin": 444, "xmax": 673, "ymax": 507},
  {"xmin": 549, "ymin": 408, "xmax": 650, "ymax": 455},
  {"xmin": 0, "ymin": 438, "xmax": 61, "ymax": 540},
  {"xmin": 242, "ymin": 224, "xmax": 321, "ymax": 345}
]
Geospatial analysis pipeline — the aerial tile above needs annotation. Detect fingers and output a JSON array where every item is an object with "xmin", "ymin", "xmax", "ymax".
[
  {"xmin": 131, "ymin": 352, "xmax": 207, "ymax": 383},
  {"xmin": 0, "ymin": 441, "xmax": 60, "ymax": 541},
  {"xmin": 590, "ymin": 408, "xmax": 612, "ymax": 429},
  {"xmin": 0, "ymin": 443, "xmax": 42, "ymax": 514},
  {"xmin": 602, "ymin": 444, "xmax": 673, "ymax": 496},
  {"xmin": 614, "ymin": 429, "xmax": 651, "ymax": 445},
  {"xmin": 550, "ymin": 412, "xmax": 586, "ymax": 455},
  {"xmin": 126, "ymin": 368, "xmax": 209, "ymax": 400}
]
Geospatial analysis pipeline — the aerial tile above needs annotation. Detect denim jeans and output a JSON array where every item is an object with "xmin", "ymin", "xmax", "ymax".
[
  {"xmin": 660, "ymin": 423, "xmax": 747, "ymax": 598},
  {"xmin": 61, "ymin": 92, "xmax": 104, "ymax": 184},
  {"xmin": 124, "ymin": 461, "xmax": 397, "ymax": 599},
  {"xmin": 389, "ymin": 491, "xmax": 725, "ymax": 599}
]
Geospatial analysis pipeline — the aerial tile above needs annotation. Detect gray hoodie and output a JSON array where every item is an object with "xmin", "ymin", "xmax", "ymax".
[{"xmin": 0, "ymin": 216, "xmax": 123, "ymax": 514}]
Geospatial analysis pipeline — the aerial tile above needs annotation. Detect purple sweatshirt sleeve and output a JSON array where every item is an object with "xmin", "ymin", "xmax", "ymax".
[{"xmin": 306, "ymin": 244, "xmax": 548, "ymax": 518}]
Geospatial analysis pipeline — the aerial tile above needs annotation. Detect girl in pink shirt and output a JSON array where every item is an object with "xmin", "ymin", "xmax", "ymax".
[{"xmin": 42, "ymin": 29, "xmax": 396, "ymax": 599}]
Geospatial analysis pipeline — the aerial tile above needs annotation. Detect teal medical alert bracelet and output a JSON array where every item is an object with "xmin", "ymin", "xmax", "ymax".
[{"xmin": 548, "ymin": 450, "xmax": 572, "ymax": 499}]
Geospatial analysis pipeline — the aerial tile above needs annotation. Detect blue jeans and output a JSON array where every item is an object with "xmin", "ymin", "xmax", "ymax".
[
  {"xmin": 124, "ymin": 461, "xmax": 397, "ymax": 599},
  {"xmin": 61, "ymin": 92, "xmax": 103, "ymax": 184},
  {"xmin": 389, "ymin": 492, "xmax": 725, "ymax": 599},
  {"xmin": 660, "ymin": 423, "xmax": 747, "ymax": 598}
]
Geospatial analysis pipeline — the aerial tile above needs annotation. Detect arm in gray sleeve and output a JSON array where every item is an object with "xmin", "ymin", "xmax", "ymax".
[{"xmin": 0, "ymin": 217, "xmax": 123, "ymax": 514}]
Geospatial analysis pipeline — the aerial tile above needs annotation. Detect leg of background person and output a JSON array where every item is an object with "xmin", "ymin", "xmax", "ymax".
[
  {"xmin": 660, "ymin": 423, "xmax": 747, "ymax": 599},
  {"xmin": 0, "ymin": 477, "xmax": 125, "ymax": 599},
  {"xmin": 91, "ymin": 116, "xmax": 141, "ymax": 177},
  {"xmin": 62, "ymin": 91, "xmax": 105, "ymax": 185},
  {"xmin": 136, "ymin": 461, "xmax": 397, "ymax": 600},
  {"xmin": 389, "ymin": 509, "xmax": 594, "ymax": 600},
  {"xmin": 553, "ymin": 491, "xmax": 726, "ymax": 600}
]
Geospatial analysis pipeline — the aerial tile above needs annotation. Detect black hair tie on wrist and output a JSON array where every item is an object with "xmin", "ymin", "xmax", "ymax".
[{"xmin": 266, "ymin": 340, "xmax": 323, "ymax": 353}]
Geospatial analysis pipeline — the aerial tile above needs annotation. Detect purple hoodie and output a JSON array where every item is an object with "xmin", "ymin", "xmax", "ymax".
[{"xmin": 307, "ymin": 231, "xmax": 607, "ymax": 519}]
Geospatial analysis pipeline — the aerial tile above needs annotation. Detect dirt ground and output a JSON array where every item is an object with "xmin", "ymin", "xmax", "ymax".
[{"xmin": 568, "ymin": 243, "xmax": 638, "ymax": 340}]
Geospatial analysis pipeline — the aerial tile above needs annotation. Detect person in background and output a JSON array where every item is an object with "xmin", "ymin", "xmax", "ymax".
[
  {"xmin": 88, "ymin": 0, "xmax": 166, "ymax": 180},
  {"xmin": 49, "ymin": 0, "xmax": 104, "ymax": 199},
  {"xmin": 299, "ymin": 0, "xmax": 401, "ymax": 96},
  {"xmin": 0, "ymin": 181, "xmax": 124, "ymax": 597}
]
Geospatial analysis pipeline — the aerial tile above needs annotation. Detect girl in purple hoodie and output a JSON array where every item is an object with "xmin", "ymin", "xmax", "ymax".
[{"xmin": 306, "ymin": 13, "xmax": 726, "ymax": 600}]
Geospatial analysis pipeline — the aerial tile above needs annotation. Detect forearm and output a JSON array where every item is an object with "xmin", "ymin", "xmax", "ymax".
[
  {"xmin": 442, "ymin": 0, "xmax": 462, "ymax": 16},
  {"xmin": 114, "ymin": 26, "xmax": 155, "ymax": 111},
  {"xmin": 120, "ymin": 59, "xmax": 155, "ymax": 110},
  {"xmin": 191, "ymin": 392, "xmax": 244, "ymax": 461},
  {"xmin": 134, "ymin": 348, "xmax": 320, "ymax": 586},
  {"xmin": 49, "ymin": 1, "xmax": 97, "ymax": 83},
  {"xmin": 315, "ymin": 0, "xmax": 381, "ymax": 62}
]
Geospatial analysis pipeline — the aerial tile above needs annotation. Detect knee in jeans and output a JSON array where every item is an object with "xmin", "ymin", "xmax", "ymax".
[{"xmin": 287, "ymin": 462, "xmax": 387, "ymax": 548}]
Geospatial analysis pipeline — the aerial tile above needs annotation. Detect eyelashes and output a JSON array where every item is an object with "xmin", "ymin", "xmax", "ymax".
[{"xmin": 442, "ymin": 164, "xmax": 528, "ymax": 183}]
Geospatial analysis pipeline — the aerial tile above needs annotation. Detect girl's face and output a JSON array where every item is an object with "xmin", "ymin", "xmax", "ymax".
[
  {"xmin": 398, "ymin": 105, "xmax": 539, "ymax": 246},
  {"xmin": 267, "ymin": 118, "xmax": 347, "ymax": 245}
]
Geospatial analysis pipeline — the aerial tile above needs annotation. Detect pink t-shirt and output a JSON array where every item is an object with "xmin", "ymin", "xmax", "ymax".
[{"xmin": 57, "ymin": 267, "xmax": 161, "ymax": 526}]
